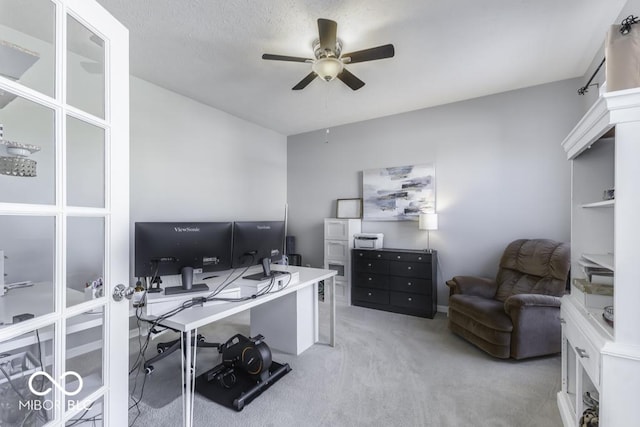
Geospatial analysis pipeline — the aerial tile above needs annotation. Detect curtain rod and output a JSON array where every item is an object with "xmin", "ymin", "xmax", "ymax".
[{"xmin": 578, "ymin": 15, "xmax": 639, "ymax": 95}]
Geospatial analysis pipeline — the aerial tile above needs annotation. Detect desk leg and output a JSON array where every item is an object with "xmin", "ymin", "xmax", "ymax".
[
  {"xmin": 314, "ymin": 281, "xmax": 319, "ymax": 343},
  {"xmin": 329, "ymin": 276, "xmax": 335, "ymax": 347},
  {"xmin": 181, "ymin": 328, "xmax": 197, "ymax": 427}
]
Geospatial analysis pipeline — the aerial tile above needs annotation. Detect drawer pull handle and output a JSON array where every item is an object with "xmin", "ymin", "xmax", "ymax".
[
  {"xmin": 407, "ymin": 282, "xmax": 412, "ymax": 286},
  {"xmin": 397, "ymin": 256, "xmax": 401, "ymax": 259},
  {"xmin": 407, "ymin": 266, "xmax": 412, "ymax": 270},
  {"xmin": 408, "ymin": 297, "xmax": 412, "ymax": 302},
  {"xmin": 368, "ymin": 277, "xmax": 372, "ymax": 281},
  {"xmin": 368, "ymin": 263, "xmax": 372, "ymax": 267},
  {"xmin": 377, "ymin": 254, "xmax": 382, "ymax": 258},
  {"xmin": 575, "ymin": 347, "xmax": 589, "ymax": 359},
  {"xmin": 368, "ymin": 292, "xmax": 372, "ymax": 296},
  {"xmin": 418, "ymin": 257, "xmax": 422, "ymax": 260}
]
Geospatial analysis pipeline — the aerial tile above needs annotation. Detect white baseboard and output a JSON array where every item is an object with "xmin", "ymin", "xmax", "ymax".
[{"xmin": 437, "ymin": 304, "xmax": 448, "ymax": 315}]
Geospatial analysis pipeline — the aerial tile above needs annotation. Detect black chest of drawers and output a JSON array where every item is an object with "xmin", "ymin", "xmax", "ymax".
[{"xmin": 351, "ymin": 249, "xmax": 437, "ymax": 319}]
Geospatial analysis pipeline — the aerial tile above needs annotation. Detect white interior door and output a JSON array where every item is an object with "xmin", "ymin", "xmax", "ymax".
[{"xmin": 0, "ymin": 0, "xmax": 129, "ymax": 425}]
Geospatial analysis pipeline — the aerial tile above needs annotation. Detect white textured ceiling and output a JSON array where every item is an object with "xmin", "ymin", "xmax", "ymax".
[{"xmin": 96, "ymin": 0, "xmax": 628, "ymax": 135}]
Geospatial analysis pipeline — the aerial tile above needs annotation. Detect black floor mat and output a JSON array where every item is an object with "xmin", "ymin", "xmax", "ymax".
[{"xmin": 195, "ymin": 361, "xmax": 291, "ymax": 411}]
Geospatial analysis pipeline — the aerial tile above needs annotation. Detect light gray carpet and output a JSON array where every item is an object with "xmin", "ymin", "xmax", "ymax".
[{"xmin": 129, "ymin": 302, "xmax": 562, "ymax": 427}]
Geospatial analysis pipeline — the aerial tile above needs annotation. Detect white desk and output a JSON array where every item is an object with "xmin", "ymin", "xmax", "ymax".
[
  {"xmin": 147, "ymin": 265, "xmax": 337, "ymax": 427},
  {"xmin": 0, "ymin": 282, "xmax": 88, "ymax": 326},
  {"xmin": 0, "ymin": 284, "xmax": 105, "ymax": 356}
]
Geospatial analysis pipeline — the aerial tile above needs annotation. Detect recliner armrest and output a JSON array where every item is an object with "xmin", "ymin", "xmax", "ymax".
[
  {"xmin": 446, "ymin": 276, "xmax": 498, "ymax": 298},
  {"xmin": 503, "ymin": 293, "xmax": 563, "ymax": 359},
  {"xmin": 504, "ymin": 294, "xmax": 561, "ymax": 314}
]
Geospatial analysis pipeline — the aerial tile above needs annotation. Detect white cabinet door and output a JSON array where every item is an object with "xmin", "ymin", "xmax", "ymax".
[{"xmin": 324, "ymin": 219, "xmax": 350, "ymax": 240}]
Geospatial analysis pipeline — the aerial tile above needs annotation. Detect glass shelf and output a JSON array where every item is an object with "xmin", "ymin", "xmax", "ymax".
[{"xmin": 581, "ymin": 200, "xmax": 614, "ymax": 208}]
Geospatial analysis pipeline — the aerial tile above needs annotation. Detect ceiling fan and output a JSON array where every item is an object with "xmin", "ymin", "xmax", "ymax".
[{"xmin": 262, "ymin": 18, "xmax": 395, "ymax": 91}]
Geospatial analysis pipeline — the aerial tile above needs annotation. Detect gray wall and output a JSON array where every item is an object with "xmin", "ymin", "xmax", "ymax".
[
  {"xmin": 129, "ymin": 77, "xmax": 288, "ymax": 284},
  {"xmin": 287, "ymin": 79, "xmax": 584, "ymax": 307}
]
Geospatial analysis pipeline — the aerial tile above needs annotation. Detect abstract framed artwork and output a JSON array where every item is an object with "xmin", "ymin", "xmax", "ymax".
[{"xmin": 362, "ymin": 163, "xmax": 435, "ymax": 221}]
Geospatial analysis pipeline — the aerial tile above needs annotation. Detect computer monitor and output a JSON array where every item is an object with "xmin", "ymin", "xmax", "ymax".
[
  {"xmin": 231, "ymin": 221, "xmax": 285, "ymax": 280},
  {"xmin": 134, "ymin": 222, "xmax": 233, "ymax": 295}
]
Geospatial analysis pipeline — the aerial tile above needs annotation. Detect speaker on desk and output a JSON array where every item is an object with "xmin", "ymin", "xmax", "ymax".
[{"xmin": 285, "ymin": 236, "xmax": 296, "ymax": 255}]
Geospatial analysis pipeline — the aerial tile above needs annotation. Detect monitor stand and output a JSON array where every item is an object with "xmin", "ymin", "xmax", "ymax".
[
  {"xmin": 165, "ymin": 266, "xmax": 209, "ymax": 295},
  {"xmin": 147, "ymin": 276, "xmax": 163, "ymax": 293},
  {"xmin": 243, "ymin": 258, "xmax": 285, "ymax": 281}
]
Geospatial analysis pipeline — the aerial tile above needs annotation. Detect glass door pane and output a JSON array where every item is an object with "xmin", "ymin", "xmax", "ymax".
[
  {"xmin": 65, "ymin": 396, "xmax": 103, "ymax": 426},
  {"xmin": 66, "ymin": 116, "xmax": 105, "ymax": 208},
  {"xmin": 66, "ymin": 15, "xmax": 104, "ymax": 119},
  {"xmin": 67, "ymin": 216, "xmax": 104, "ymax": 307},
  {"xmin": 0, "ymin": 215, "xmax": 55, "ymax": 324},
  {"xmin": 0, "ymin": 0, "xmax": 56, "ymax": 98},
  {"xmin": 0, "ymin": 90, "xmax": 55, "ymax": 203},
  {"xmin": 0, "ymin": 325, "xmax": 55, "ymax": 427},
  {"xmin": 65, "ymin": 308, "xmax": 104, "ymax": 404}
]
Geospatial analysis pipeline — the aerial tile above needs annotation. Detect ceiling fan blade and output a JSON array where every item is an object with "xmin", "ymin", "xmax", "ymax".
[
  {"xmin": 292, "ymin": 72, "xmax": 318, "ymax": 90},
  {"xmin": 337, "ymin": 68, "xmax": 365, "ymax": 91},
  {"xmin": 341, "ymin": 44, "xmax": 395, "ymax": 64},
  {"xmin": 318, "ymin": 18, "xmax": 338, "ymax": 52},
  {"xmin": 262, "ymin": 53, "xmax": 311, "ymax": 63}
]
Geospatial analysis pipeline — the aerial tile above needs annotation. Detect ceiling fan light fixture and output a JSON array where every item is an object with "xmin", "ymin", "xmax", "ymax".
[
  {"xmin": 312, "ymin": 57, "xmax": 343, "ymax": 82},
  {"xmin": 262, "ymin": 18, "xmax": 394, "ymax": 91}
]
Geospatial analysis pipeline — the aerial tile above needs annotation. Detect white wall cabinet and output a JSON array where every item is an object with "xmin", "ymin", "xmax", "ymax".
[
  {"xmin": 324, "ymin": 218, "xmax": 361, "ymax": 303},
  {"xmin": 557, "ymin": 88, "xmax": 640, "ymax": 426}
]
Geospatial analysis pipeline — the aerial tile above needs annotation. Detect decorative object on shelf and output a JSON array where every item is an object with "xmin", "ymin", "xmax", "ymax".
[
  {"xmin": 571, "ymin": 278, "xmax": 613, "ymax": 310},
  {"xmin": 418, "ymin": 213, "xmax": 438, "ymax": 251},
  {"xmin": 336, "ymin": 198, "xmax": 362, "ymax": 219},
  {"xmin": 580, "ymin": 391, "xmax": 599, "ymax": 427},
  {"xmin": 603, "ymin": 305, "xmax": 614, "ymax": 327},
  {"xmin": 0, "ymin": 40, "xmax": 40, "ymax": 109},
  {"xmin": 578, "ymin": 15, "xmax": 639, "ymax": 95},
  {"xmin": 0, "ymin": 124, "xmax": 41, "ymax": 177},
  {"xmin": 606, "ymin": 15, "xmax": 640, "ymax": 92},
  {"xmin": 602, "ymin": 188, "xmax": 615, "ymax": 200},
  {"xmin": 363, "ymin": 163, "xmax": 435, "ymax": 221}
]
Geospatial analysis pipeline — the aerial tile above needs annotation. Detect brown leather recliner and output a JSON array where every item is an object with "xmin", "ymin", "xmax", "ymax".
[{"xmin": 446, "ymin": 239, "xmax": 570, "ymax": 359}]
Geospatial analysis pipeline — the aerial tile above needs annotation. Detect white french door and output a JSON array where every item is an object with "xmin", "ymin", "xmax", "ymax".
[{"xmin": 0, "ymin": 0, "xmax": 129, "ymax": 425}]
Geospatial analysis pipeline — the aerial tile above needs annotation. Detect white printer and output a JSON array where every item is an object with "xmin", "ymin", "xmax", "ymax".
[{"xmin": 354, "ymin": 233, "xmax": 384, "ymax": 249}]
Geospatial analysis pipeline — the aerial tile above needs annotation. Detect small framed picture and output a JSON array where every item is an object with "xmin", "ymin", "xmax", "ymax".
[{"xmin": 336, "ymin": 198, "xmax": 363, "ymax": 219}]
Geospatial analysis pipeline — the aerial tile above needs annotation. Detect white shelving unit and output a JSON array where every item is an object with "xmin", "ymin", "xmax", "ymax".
[
  {"xmin": 323, "ymin": 218, "xmax": 361, "ymax": 304},
  {"xmin": 557, "ymin": 87, "xmax": 640, "ymax": 427}
]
